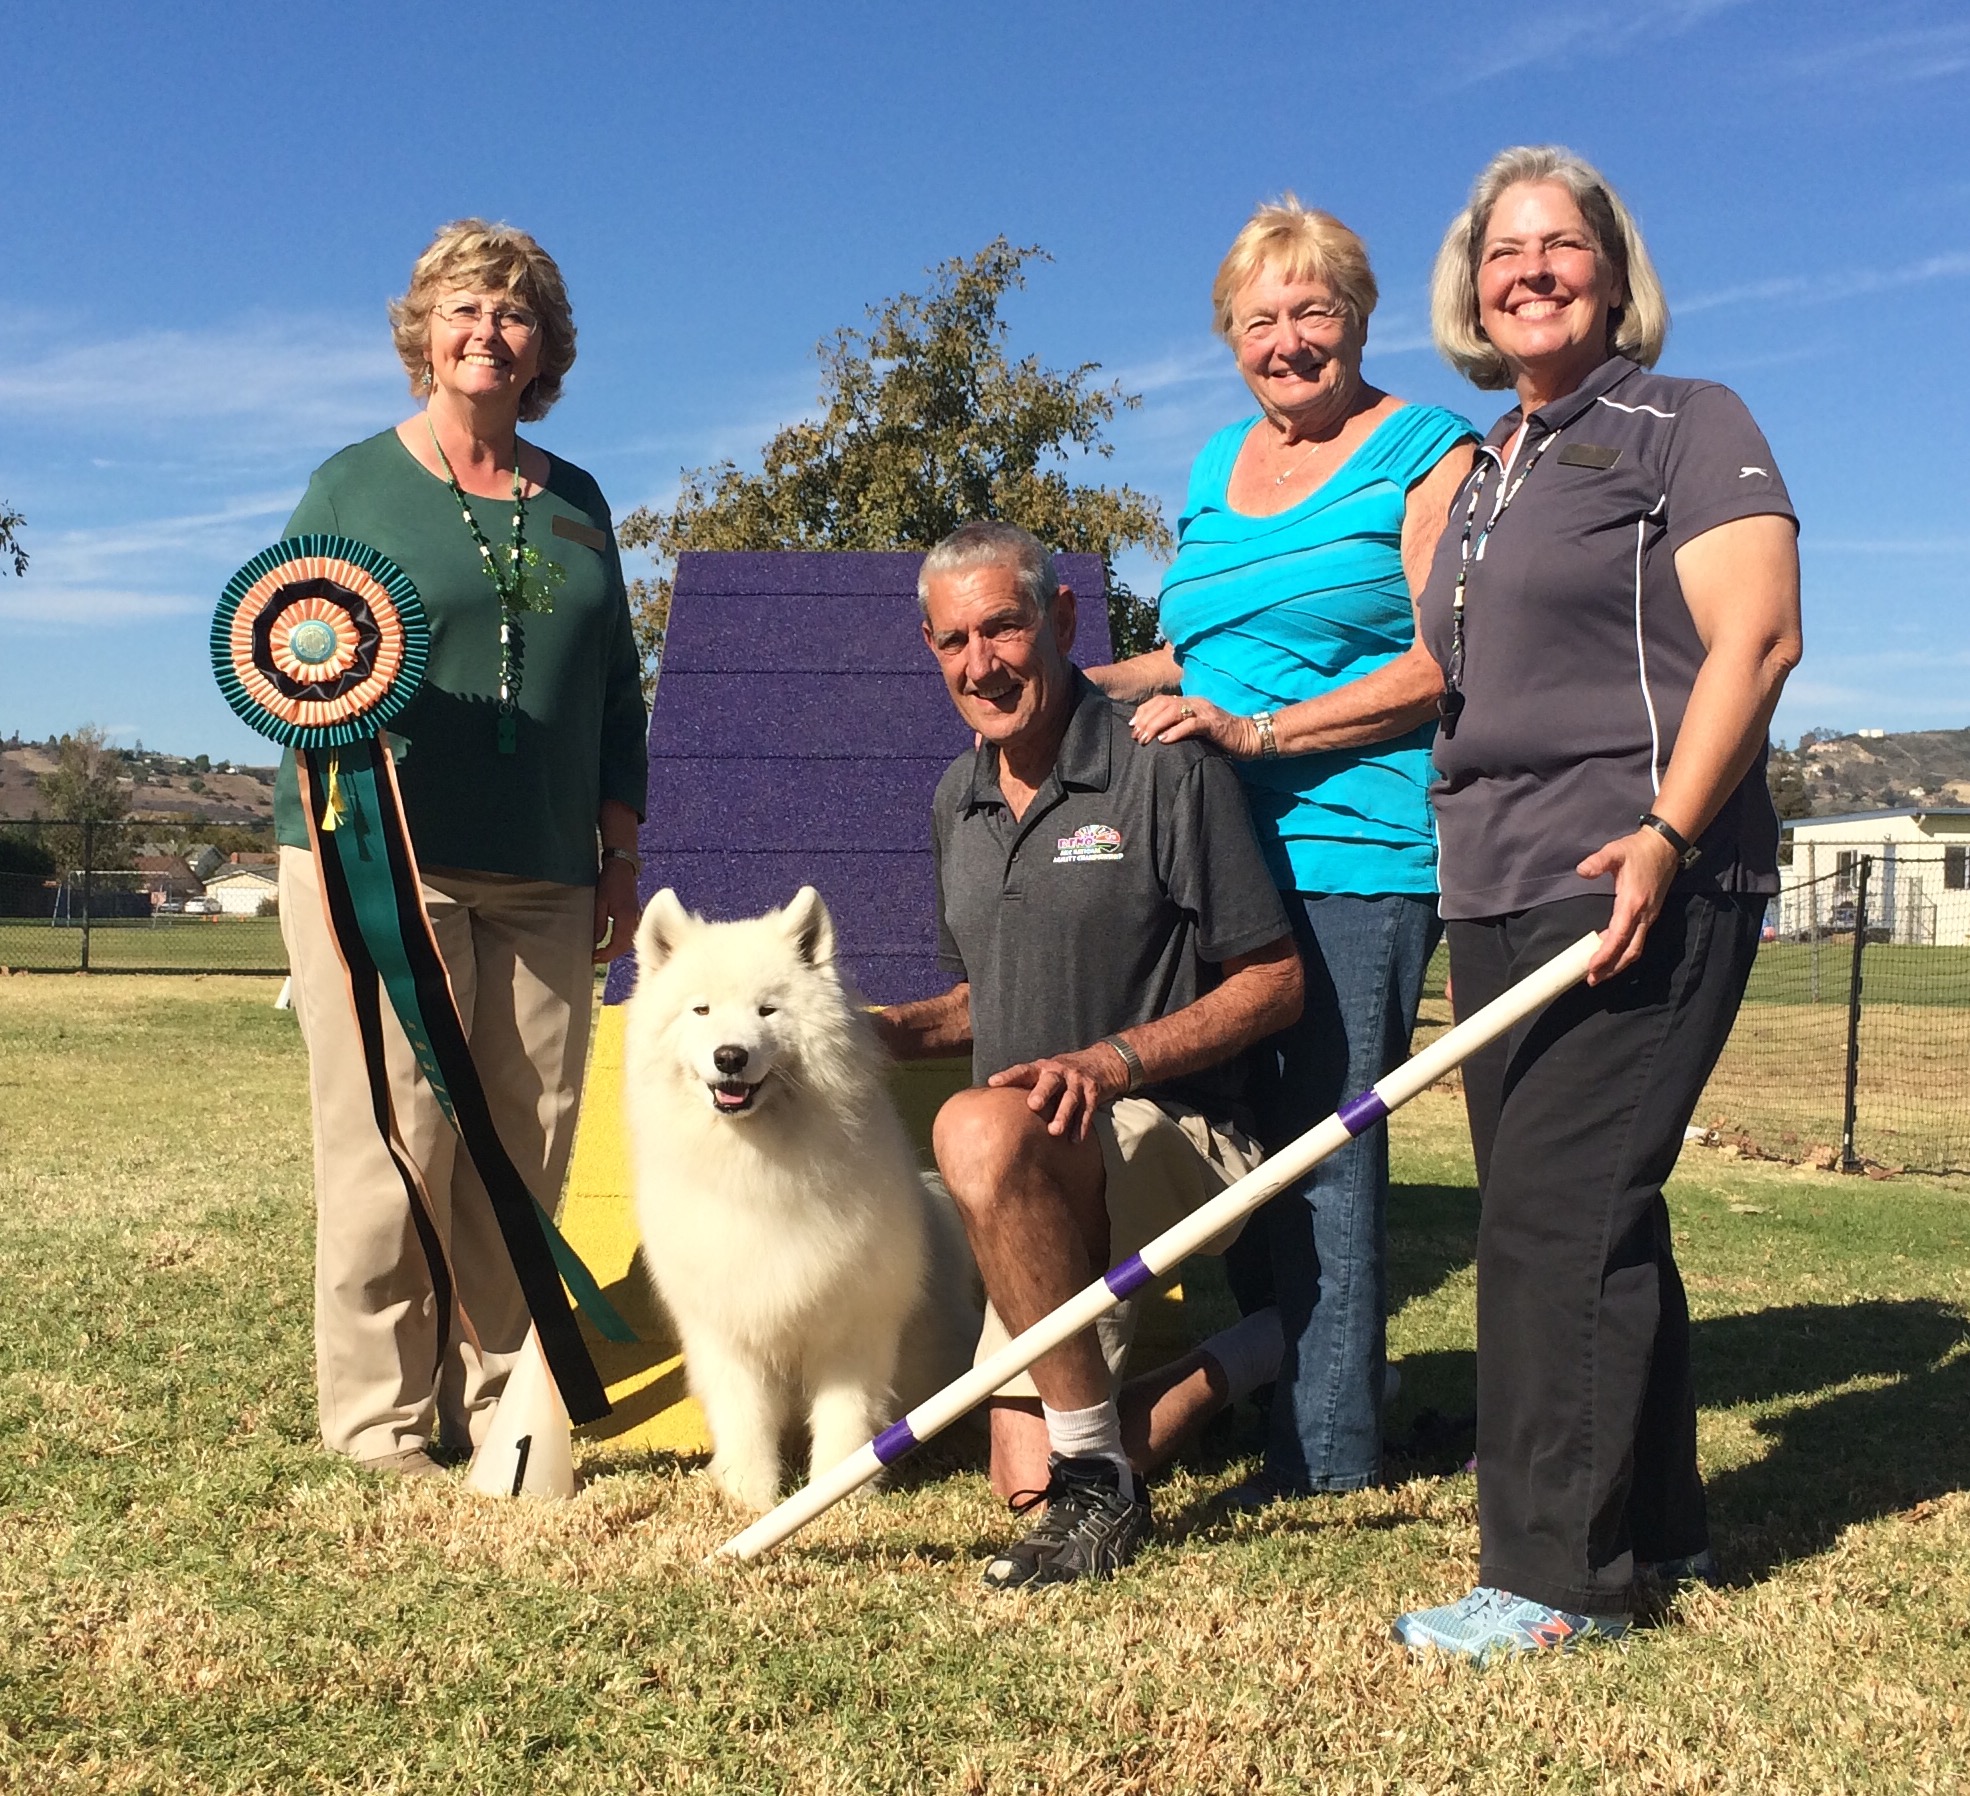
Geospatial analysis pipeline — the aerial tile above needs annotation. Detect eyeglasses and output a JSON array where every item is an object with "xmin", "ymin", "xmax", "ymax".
[{"xmin": 434, "ymin": 299, "xmax": 541, "ymax": 338}]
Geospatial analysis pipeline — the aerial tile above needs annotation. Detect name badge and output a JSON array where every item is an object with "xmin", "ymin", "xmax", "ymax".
[
  {"xmin": 551, "ymin": 514, "xmax": 609, "ymax": 551},
  {"xmin": 1557, "ymin": 443, "xmax": 1621, "ymax": 470}
]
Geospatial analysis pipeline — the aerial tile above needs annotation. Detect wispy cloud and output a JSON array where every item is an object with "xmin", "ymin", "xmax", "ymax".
[
  {"xmin": 6, "ymin": 493, "xmax": 302, "ymax": 631},
  {"xmin": 25, "ymin": 492, "xmax": 298, "ymax": 585},
  {"xmin": 1680, "ymin": 250, "xmax": 1970, "ymax": 316},
  {"xmin": 1775, "ymin": 658, "xmax": 1970, "ymax": 734},
  {"xmin": 0, "ymin": 315, "xmax": 402, "ymax": 449},
  {"xmin": 0, "ymin": 586, "xmax": 209, "ymax": 627},
  {"xmin": 1443, "ymin": 0, "xmax": 1752, "ymax": 86},
  {"xmin": 1778, "ymin": 21, "xmax": 1970, "ymax": 86},
  {"xmin": 1112, "ymin": 342, "xmax": 1227, "ymax": 396}
]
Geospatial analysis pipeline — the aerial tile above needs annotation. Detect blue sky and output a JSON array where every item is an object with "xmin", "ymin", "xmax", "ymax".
[{"xmin": 2, "ymin": 0, "xmax": 1966, "ymax": 763}]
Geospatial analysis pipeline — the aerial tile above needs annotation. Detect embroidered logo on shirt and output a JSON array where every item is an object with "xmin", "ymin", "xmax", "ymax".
[{"xmin": 1054, "ymin": 823, "xmax": 1124, "ymax": 864}]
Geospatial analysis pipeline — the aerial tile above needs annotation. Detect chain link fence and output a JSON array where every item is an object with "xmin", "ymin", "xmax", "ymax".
[
  {"xmin": 0, "ymin": 819, "xmax": 287, "ymax": 975},
  {"xmin": 4, "ymin": 818, "xmax": 1966, "ymax": 1173},
  {"xmin": 1698, "ymin": 852, "xmax": 1970, "ymax": 1175}
]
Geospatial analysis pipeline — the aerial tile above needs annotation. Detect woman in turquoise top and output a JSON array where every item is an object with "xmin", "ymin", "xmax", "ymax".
[{"xmin": 1090, "ymin": 198, "xmax": 1475, "ymax": 1500}]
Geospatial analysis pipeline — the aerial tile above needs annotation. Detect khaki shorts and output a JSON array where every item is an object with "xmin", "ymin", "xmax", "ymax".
[{"xmin": 967, "ymin": 1096, "xmax": 1265, "ymax": 1401}]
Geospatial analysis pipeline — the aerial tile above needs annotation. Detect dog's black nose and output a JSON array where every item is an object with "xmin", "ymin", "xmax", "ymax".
[{"xmin": 713, "ymin": 1045, "xmax": 749, "ymax": 1076}]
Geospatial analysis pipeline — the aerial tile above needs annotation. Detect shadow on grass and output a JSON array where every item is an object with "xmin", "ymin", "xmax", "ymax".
[
  {"xmin": 1307, "ymin": 1300, "xmax": 1970, "ymax": 1583},
  {"xmin": 1386, "ymin": 1180, "xmax": 1479, "ymax": 1317},
  {"xmin": 1696, "ymin": 1298, "xmax": 1970, "ymax": 1579}
]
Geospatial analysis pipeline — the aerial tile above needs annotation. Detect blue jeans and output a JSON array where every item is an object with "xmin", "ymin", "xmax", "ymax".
[{"xmin": 1225, "ymin": 891, "xmax": 1441, "ymax": 1491}]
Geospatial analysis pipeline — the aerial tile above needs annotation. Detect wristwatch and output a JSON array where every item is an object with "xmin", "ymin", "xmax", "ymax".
[
  {"xmin": 1251, "ymin": 711, "xmax": 1280, "ymax": 759},
  {"xmin": 1099, "ymin": 1032, "xmax": 1146, "ymax": 1094},
  {"xmin": 1637, "ymin": 812, "xmax": 1701, "ymax": 870},
  {"xmin": 601, "ymin": 846, "xmax": 641, "ymax": 874}
]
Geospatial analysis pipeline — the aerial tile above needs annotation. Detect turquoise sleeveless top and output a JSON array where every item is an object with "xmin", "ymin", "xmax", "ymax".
[{"xmin": 1158, "ymin": 404, "xmax": 1476, "ymax": 896}]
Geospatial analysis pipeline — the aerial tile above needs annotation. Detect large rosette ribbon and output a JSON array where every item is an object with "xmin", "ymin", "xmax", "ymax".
[{"xmin": 212, "ymin": 535, "xmax": 627, "ymax": 1425}]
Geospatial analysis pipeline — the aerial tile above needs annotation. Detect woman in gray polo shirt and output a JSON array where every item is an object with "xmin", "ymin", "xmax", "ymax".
[{"xmin": 1390, "ymin": 147, "xmax": 1803, "ymax": 1662}]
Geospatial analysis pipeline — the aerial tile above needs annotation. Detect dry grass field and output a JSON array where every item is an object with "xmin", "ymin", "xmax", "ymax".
[{"xmin": 4, "ymin": 977, "xmax": 1970, "ymax": 1792}]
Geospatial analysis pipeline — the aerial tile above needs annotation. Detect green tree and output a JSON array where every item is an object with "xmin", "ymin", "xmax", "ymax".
[
  {"xmin": 617, "ymin": 239, "xmax": 1171, "ymax": 696},
  {"xmin": 0, "ymin": 504, "xmax": 24, "ymax": 579},
  {"xmin": 37, "ymin": 726, "xmax": 132, "ymax": 869},
  {"xmin": 1767, "ymin": 744, "xmax": 1813, "ymax": 821}
]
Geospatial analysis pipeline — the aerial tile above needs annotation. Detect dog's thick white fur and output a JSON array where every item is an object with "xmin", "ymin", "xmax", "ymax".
[{"xmin": 624, "ymin": 885, "xmax": 979, "ymax": 1512}]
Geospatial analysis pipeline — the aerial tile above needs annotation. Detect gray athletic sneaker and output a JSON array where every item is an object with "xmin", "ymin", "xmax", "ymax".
[{"xmin": 980, "ymin": 1455, "xmax": 1152, "ymax": 1590}]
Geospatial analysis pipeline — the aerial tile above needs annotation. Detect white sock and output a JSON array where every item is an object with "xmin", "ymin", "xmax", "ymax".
[
  {"xmin": 1041, "ymin": 1398, "xmax": 1133, "ymax": 1498},
  {"xmin": 1198, "ymin": 1306, "xmax": 1285, "ymax": 1403}
]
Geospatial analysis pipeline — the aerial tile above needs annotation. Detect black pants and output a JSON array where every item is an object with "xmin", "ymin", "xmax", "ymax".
[{"xmin": 1449, "ymin": 892, "xmax": 1761, "ymax": 1614}]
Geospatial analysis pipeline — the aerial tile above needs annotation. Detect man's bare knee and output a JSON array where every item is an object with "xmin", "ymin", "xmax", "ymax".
[{"xmin": 932, "ymin": 1086, "xmax": 1054, "ymax": 1212}]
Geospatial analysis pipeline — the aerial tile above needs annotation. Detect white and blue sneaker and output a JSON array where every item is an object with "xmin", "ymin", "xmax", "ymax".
[{"xmin": 1392, "ymin": 1585, "xmax": 1630, "ymax": 1662}]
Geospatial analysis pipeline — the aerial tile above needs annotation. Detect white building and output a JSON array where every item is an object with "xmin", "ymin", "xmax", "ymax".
[
  {"xmin": 1780, "ymin": 810, "xmax": 1970, "ymax": 945},
  {"xmin": 200, "ymin": 864, "xmax": 279, "ymax": 917}
]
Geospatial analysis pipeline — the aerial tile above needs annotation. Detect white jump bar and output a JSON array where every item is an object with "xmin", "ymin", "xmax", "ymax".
[{"xmin": 716, "ymin": 930, "xmax": 1601, "ymax": 1562}]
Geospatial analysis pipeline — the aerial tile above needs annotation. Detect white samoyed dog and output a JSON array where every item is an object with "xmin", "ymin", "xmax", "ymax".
[{"xmin": 624, "ymin": 885, "xmax": 979, "ymax": 1512}]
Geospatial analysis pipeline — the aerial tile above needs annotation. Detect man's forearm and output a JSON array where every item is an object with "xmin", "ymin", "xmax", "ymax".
[
  {"xmin": 1105, "ymin": 937, "xmax": 1302, "ymax": 1091},
  {"xmin": 873, "ymin": 982, "xmax": 974, "ymax": 1059}
]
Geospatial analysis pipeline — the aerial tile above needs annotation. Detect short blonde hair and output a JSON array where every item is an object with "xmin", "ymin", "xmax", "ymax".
[
  {"xmin": 1211, "ymin": 196, "xmax": 1379, "ymax": 341},
  {"xmin": 388, "ymin": 219, "xmax": 577, "ymax": 421},
  {"xmin": 1430, "ymin": 145, "xmax": 1668, "ymax": 390}
]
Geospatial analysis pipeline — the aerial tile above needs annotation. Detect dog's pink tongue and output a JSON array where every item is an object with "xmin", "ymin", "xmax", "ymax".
[{"xmin": 713, "ymin": 1085, "xmax": 750, "ymax": 1110}]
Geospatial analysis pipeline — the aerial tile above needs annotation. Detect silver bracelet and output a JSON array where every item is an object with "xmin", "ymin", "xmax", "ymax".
[
  {"xmin": 1251, "ymin": 711, "xmax": 1280, "ymax": 759},
  {"xmin": 1099, "ymin": 1032, "xmax": 1145, "ymax": 1094},
  {"xmin": 601, "ymin": 846, "xmax": 641, "ymax": 874}
]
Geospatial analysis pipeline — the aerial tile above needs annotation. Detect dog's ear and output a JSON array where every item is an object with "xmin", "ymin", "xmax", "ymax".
[
  {"xmin": 635, "ymin": 888, "xmax": 694, "ymax": 970},
  {"xmin": 781, "ymin": 885, "xmax": 836, "ymax": 967}
]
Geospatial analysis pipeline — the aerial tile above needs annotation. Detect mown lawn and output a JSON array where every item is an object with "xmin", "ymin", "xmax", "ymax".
[
  {"xmin": 3, "ymin": 976, "xmax": 1969, "ymax": 1793},
  {"xmin": 0, "ymin": 916, "xmax": 287, "ymax": 974}
]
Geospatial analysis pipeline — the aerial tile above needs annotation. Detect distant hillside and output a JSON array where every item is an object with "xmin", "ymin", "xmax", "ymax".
[
  {"xmin": 1792, "ymin": 728, "xmax": 1970, "ymax": 817},
  {"xmin": 3, "ymin": 726, "xmax": 1963, "ymax": 830},
  {"xmin": 0, "ymin": 742, "xmax": 276, "ymax": 825}
]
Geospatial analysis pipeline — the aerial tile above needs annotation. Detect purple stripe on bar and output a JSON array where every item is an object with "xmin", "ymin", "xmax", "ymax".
[
  {"xmin": 1105, "ymin": 1253, "xmax": 1155, "ymax": 1300},
  {"xmin": 871, "ymin": 1418, "xmax": 919, "ymax": 1466},
  {"xmin": 1336, "ymin": 1089, "xmax": 1391, "ymax": 1137}
]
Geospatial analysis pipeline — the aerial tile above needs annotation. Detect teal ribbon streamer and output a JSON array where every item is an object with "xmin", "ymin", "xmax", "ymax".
[{"xmin": 318, "ymin": 746, "xmax": 635, "ymax": 1346}]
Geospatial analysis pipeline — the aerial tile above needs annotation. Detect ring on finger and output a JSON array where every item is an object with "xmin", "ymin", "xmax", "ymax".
[{"xmin": 1179, "ymin": 704, "xmax": 1195, "ymax": 719}]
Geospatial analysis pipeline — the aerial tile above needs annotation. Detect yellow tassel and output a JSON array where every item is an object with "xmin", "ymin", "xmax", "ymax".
[{"xmin": 322, "ymin": 753, "xmax": 347, "ymax": 833}]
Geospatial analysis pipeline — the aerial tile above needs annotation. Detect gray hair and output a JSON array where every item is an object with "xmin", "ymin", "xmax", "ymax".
[
  {"xmin": 1430, "ymin": 145, "xmax": 1669, "ymax": 391},
  {"xmin": 916, "ymin": 520, "xmax": 1059, "ymax": 619}
]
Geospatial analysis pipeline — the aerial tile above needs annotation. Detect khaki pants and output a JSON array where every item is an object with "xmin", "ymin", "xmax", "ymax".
[
  {"xmin": 970, "ymin": 1096, "xmax": 1265, "ymax": 1400},
  {"xmin": 278, "ymin": 846, "xmax": 595, "ymax": 1461}
]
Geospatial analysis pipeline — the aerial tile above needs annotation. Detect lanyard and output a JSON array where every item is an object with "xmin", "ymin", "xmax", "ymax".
[{"xmin": 1437, "ymin": 422, "xmax": 1562, "ymax": 739}]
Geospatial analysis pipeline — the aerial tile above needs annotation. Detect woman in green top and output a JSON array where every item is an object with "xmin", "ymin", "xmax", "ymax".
[{"xmin": 274, "ymin": 220, "xmax": 647, "ymax": 1476}]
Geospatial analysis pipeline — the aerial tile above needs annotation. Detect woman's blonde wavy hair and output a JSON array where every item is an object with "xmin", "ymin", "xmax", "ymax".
[
  {"xmin": 1430, "ymin": 146, "xmax": 1668, "ymax": 390},
  {"xmin": 389, "ymin": 219, "xmax": 577, "ymax": 421},
  {"xmin": 1211, "ymin": 195, "xmax": 1379, "ymax": 340}
]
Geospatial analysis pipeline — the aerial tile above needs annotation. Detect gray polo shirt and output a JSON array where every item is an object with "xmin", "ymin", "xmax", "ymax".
[
  {"xmin": 933, "ymin": 673, "xmax": 1289, "ymax": 1129},
  {"xmin": 1417, "ymin": 356, "xmax": 1798, "ymax": 919}
]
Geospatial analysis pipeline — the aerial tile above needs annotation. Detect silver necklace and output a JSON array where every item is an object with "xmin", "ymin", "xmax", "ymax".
[{"xmin": 1273, "ymin": 436, "xmax": 1324, "ymax": 486}]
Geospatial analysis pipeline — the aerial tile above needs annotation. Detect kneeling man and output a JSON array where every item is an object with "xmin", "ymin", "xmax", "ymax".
[{"xmin": 876, "ymin": 521, "xmax": 1301, "ymax": 1589}]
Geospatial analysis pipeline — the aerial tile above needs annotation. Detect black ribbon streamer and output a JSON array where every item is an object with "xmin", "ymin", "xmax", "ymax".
[{"xmin": 305, "ymin": 738, "xmax": 610, "ymax": 1425}]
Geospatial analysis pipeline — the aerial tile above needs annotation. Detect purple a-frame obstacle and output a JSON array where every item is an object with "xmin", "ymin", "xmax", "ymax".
[{"xmin": 603, "ymin": 550, "xmax": 1111, "ymax": 1007}]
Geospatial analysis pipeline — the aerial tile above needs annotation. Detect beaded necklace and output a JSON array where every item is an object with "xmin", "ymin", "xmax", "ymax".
[
  {"xmin": 426, "ymin": 418, "xmax": 559, "ymax": 754},
  {"xmin": 1436, "ymin": 421, "xmax": 1562, "ymax": 741}
]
